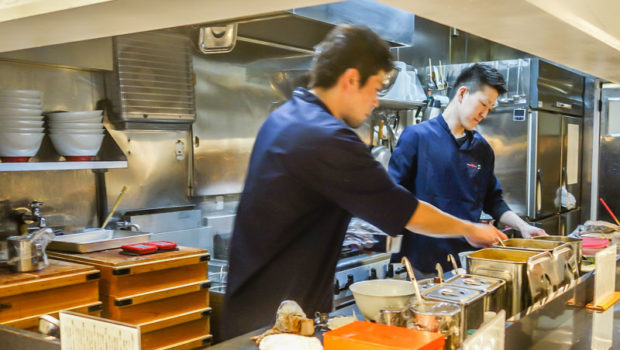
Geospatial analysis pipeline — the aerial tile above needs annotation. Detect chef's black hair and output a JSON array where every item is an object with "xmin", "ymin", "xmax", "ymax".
[
  {"xmin": 451, "ymin": 63, "xmax": 507, "ymax": 99},
  {"xmin": 310, "ymin": 25, "xmax": 393, "ymax": 89}
]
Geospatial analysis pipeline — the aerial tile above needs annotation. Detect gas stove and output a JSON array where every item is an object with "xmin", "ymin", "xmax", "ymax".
[{"xmin": 333, "ymin": 252, "xmax": 392, "ymax": 310}]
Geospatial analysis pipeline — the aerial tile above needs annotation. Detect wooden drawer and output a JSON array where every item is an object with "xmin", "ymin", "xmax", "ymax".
[
  {"xmin": 102, "ymin": 289, "xmax": 209, "ymax": 324},
  {"xmin": 142, "ymin": 317, "xmax": 210, "ymax": 350},
  {"xmin": 152, "ymin": 334, "xmax": 213, "ymax": 350},
  {"xmin": 2, "ymin": 301, "xmax": 102, "ymax": 331},
  {"xmin": 138, "ymin": 307, "xmax": 211, "ymax": 334}
]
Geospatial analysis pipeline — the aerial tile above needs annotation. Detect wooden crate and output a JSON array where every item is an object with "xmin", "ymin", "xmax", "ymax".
[
  {"xmin": 142, "ymin": 317, "xmax": 210, "ymax": 350},
  {"xmin": 0, "ymin": 259, "xmax": 100, "ymax": 324},
  {"xmin": 49, "ymin": 247, "xmax": 209, "ymax": 298},
  {"xmin": 102, "ymin": 289, "xmax": 209, "ymax": 324}
]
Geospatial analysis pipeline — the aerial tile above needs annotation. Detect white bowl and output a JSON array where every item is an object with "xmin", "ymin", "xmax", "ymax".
[
  {"xmin": 0, "ymin": 96, "xmax": 41, "ymax": 105},
  {"xmin": 47, "ymin": 111, "xmax": 102, "ymax": 119},
  {"xmin": 349, "ymin": 279, "xmax": 416, "ymax": 321},
  {"xmin": 0, "ymin": 132, "xmax": 45, "ymax": 157},
  {"xmin": 47, "ymin": 115, "xmax": 103, "ymax": 123},
  {"xmin": 49, "ymin": 129, "xmax": 105, "ymax": 134},
  {"xmin": 49, "ymin": 133, "xmax": 105, "ymax": 156},
  {"xmin": 0, "ymin": 115, "xmax": 44, "ymax": 121},
  {"xmin": 0, "ymin": 120, "xmax": 45, "ymax": 128},
  {"xmin": 0, "ymin": 108, "xmax": 43, "ymax": 116},
  {"xmin": 0, "ymin": 90, "xmax": 42, "ymax": 99},
  {"xmin": 0, "ymin": 102, "xmax": 42, "ymax": 110},
  {"xmin": 48, "ymin": 122, "xmax": 103, "ymax": 129},
  {"xmin": 0, "ymin": 127, "xmax": 44, "ymax": 133}
]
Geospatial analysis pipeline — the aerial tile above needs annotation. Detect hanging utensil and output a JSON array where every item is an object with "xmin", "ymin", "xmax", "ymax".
[
  {"xmin": 101, "ymin": 186, "xmax": 128, "ymax": 229},
  {"xmin": 401, "ymin": 256, "xmax": 424, "ymax": 306}
]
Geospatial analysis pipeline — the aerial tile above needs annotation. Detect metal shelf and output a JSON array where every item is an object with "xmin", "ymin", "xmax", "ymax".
[
  {"xmin": 0, "ymin": 160, "xmax": 128, "ymax": 172},
  {"xmin": 378, "ymin": 98, "xmax": 426, "ymax": 110}
]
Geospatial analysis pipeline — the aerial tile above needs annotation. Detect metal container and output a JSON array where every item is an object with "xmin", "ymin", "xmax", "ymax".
[
  {"xmin": 466, "ymin": 248, "xmax": 551, "ymax": 316},
  {"xmin": 422, "ymin": 284, "xmax": 485, "ymax": 341},
  {"xmin": 47, "ymin": 229, "xmax": 150, "ymax": 253},
  {"xmin": 7, "ymin": 228, "xmax": 55, "ymax": 272},
  {"xmin": 445, "ymin": 274, "xmax": 506, "ymax": 312},
  {"xmin": 404, "ymin": 301, "xmax": 461, "ymax": 350},
  {"xmin": 533, "ymin": 236, "xmax": 583, "ymax": 272},
  {"xmin": 492, "ymin": 238, "xmax": 578, "ymax": 287}
]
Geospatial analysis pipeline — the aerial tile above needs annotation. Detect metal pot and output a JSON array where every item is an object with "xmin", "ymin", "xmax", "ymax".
[
  {"xmin": 533, "ymin": 236, "xmax": 583, "ymax": 273},
  {"xmin": 7, "ymin": 228, "xmax": 55, "ymax": 272},
  {"xmin": 422, "ymin": 284, "xmax": 485, "ymax": 343},
  {"xmin": 445, "ymin": 274, "xmax": 506, "ymax": 313},
  {"xmin": 404, "ymin": 301, "xmax": 461, "ymax": 350},
  {"xmin": 466, "ymin": 248, "xmax": 552, "ymax": 317}
]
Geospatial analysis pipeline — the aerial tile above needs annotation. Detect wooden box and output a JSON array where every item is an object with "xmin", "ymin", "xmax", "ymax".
[{"xmin": 0, "ymin": 259, "xmax": 100, "ymax": 328}]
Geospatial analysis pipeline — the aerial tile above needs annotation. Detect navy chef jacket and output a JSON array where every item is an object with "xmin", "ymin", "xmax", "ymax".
[
  {"xmin": 388, "ymin": 114, "xmax": 510, "ymax": 273},
  {"xmin": 223, "ymin": 88, "xmax": 419, "ymax": 338}
]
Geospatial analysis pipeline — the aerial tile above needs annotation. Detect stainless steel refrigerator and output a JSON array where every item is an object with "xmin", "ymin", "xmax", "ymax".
[{"xmin": 474, "ymin": 59, "xmax": 585, "ymax": 235}]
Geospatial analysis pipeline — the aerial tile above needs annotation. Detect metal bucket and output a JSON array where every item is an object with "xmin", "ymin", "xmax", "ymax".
[
  {"xmin": 404, "ymin": 301, "xmax": 462, "ymax": 350},
  {"xmin": 533, "ymin": 236, "xmax": 583, "ymax": 272}
]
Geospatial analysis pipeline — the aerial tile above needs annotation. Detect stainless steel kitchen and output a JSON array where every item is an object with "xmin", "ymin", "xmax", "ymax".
[{"xmin": 0, "ymin": 0, "xmax": 619, "ymax": 349}]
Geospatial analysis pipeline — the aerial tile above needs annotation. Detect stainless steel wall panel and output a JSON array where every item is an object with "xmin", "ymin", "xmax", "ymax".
[
  {"xmin": 477, "ymin": 109, "xmax": 529, "ymax": 216},
  {"xmin": 191, "ymin": 55, "xmax": 287, "ymax": 196},
  {"xmin": 105, "ymin": 129, "xmax": 192, "ymax": 210}
]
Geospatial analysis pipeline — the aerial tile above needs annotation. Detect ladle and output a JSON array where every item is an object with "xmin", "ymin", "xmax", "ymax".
[{"xmin": 401, "ymin": 256, "xmax": 424, "ymax": 306}]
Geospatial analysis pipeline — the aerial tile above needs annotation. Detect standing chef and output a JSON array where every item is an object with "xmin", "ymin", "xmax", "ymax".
[
  {"xmin": 223, "ymin": 26, "xmax": 507, "ymax": 339},
  {"xmin": 389, "ymin": 63, "xmax": 547, "ymax": 279}
]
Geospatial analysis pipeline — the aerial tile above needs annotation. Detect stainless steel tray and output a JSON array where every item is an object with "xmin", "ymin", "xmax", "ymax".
[{"xmin": 47, "ymin": 229, "xmax": 151, "ymax": 253}]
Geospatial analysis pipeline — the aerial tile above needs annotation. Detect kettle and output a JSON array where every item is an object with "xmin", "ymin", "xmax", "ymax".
[{"xmin": 7, "ymin": 228, "xmax": 55, "ymax": 272}]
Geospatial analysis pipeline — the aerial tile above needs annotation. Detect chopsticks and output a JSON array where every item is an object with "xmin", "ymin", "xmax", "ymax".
[{"xmin": 599, "ymin": 198, "xmax": 620, "ymax": 226}]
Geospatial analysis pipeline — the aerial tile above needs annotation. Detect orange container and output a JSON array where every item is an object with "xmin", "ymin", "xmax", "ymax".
[{"xmin": 323, "ymin": 321, "xmax": 444, "ymax": 350}]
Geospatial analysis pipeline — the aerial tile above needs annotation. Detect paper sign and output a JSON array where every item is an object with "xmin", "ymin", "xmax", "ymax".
[
  {"xmin": 60, "ymin": 311, "xmax": 140, "ymax": 350},
  {"xmin": 566, "ymin": 123, "xmax": 579, "ymax": 185}
]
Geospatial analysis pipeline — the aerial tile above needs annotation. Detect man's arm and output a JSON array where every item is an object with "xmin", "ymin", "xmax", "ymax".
[
  {"xmin": 498, "ymin": 211, "xmax": 547, "ymax": 238},
  {"xmin": 406, "ymin": 200, "xmax": 507, "ymax": 247}
]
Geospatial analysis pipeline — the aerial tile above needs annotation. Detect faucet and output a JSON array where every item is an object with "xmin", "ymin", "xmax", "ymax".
[
  {"xmin": 113, "ymin": 220, "xmax": 141, "ymax": 232},
  {"xmin": 10, "ymin": 201, "xmax": 46, "ymax": 234}
]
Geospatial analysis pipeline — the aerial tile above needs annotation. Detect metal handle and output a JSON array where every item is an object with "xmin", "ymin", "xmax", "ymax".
[
  {"xmin": 536, "ymin": 169, "xmax": 543, "ymax": 214},
  {"xmin": 555, "ymin": 101, "xmax": 573, "ymax": 110},
  {"xmin": 561, "ymin": 167, "xmax": 567, "ymax": 188},
  {"xmin": 560, "ymin": 215, "xmax": 566, "ymax": 236}
]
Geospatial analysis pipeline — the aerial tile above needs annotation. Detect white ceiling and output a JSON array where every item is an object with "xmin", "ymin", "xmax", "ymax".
[{"xmin": 0, "ymin": 0, "xmax": 618, "ymax": 82}]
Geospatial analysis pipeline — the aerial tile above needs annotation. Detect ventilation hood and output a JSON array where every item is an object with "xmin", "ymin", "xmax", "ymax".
[{"xmin": 197, "ymin": 0, "xmax": 415, "ymax": 64}]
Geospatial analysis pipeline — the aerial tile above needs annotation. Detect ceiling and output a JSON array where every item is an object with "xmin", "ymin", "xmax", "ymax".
[{"xmin": 0, "ymin": 0, "xmax": 618, "ymax": 82}]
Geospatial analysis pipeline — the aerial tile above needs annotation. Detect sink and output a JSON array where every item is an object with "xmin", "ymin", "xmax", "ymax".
[{"xmin": 47, "ymin": 229, "xmax": 150, "ymax": 253}]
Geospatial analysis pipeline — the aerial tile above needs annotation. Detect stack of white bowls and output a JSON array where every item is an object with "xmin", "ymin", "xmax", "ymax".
[
  {"xmin": 46, "ymin": 110, "xmax": 105, "ymax": 161},
  {"xmin": 0, "ymin": 90, "xmax": 44, "ymax": 162}
]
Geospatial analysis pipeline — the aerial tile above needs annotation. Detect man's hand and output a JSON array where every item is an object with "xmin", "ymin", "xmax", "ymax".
[
  {"xmin": 519, "ymin": 225, "xmax": 547, "ymax": 238},
  {"xmin": 465, "ymin": 223, "xmax": 508, "ymax": 248}
]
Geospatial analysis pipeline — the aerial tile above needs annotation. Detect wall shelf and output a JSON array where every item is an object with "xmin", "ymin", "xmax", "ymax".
[{"xmin": 0, "ymin": 160, "xmax": 127, "ymax": 172}]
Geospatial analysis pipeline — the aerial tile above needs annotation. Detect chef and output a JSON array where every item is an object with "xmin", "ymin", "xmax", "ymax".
[
  {"xmin": 389, "ymin": 63, "xmax": 547, "ymax": 279},
  {"xmin": 222, "ymin": 26, "xmax": 507, "ymax": 339}
]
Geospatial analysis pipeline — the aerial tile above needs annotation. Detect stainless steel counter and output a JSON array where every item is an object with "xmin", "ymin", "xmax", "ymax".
[{"xmin": 210, "ymin": 259, "xmax": 620, "ymax": 349}]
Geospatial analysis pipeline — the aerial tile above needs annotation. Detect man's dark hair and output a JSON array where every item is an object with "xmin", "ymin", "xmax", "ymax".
[
  {"xmin": 310, "ymin": 25, "xmax": 394, "ymax": 89},
  {"xmin": 450, "ymin": 63, "xmax": 507, "ymax": 99}
]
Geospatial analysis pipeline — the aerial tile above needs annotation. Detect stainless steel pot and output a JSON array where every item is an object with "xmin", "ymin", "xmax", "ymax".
[
  {"xmin": 466, "ymin": 248, "xmax": 552, "ymax": 317},
  {"xmin": 533, "ymin": 236, "xmax": 583, "ymax": 272},
  {"xmin": 404, "ymin": 301, "xmax": 461, "ymax": 350},
  {"xmin": 7, "ymin": 228, "xmax": 55, "ymax": 272},
  {"xmin": 492, "ymin": 238, "xmax": 578, "ymax": 288},
  {"xmin": 445, "ymin": 274, "xmax": 506, "ymax": 313},
  {"xmin": 422, "ymin": 284, "xmax": 485, "ymax": 342}
]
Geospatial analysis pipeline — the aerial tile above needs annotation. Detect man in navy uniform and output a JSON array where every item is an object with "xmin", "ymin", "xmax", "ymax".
[
  {"xmin": 223, "ymin": 27, "xmax": 507, "ymax": 338},
  {"xmin": 389, "ymin": 63, "xmax": 546, "ymax": 278}
]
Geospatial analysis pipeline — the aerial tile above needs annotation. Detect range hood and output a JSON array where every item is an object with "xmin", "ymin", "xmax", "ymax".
[{"xmin": 198, "ymin": 0, "xmax": 415, "ymax": 63}]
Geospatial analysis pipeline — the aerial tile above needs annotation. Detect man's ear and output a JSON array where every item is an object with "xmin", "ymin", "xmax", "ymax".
[
  {"xmin": 340, "ymin": 68, "xmax": 361, "ymax": 90},
  {"xmin": 456, "ymin": 86, "xmax": 468, "ymax": 103}
]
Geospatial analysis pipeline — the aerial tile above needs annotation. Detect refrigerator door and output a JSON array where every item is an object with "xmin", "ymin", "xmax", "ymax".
[
  {"xmin": 559, "ymin": 209, "xmax": 581, "ymax": 236},
  {"xmin": 531, "ymin": 214, "xmax": 560, "ymax": 236},
  {"xmin": 477, "ymin": 108, "xmax": 529, "ymax": 216},
  {"xmin": 561, "ymin": 116, "xmax": 583, "ymax": 209},
  {"xmin": 528, "ymin": 111, "xmax": 562, "ymax": 219},
  {"xmin": 532, "ymin": 60, "xmax": 584, "ymax": 116}
]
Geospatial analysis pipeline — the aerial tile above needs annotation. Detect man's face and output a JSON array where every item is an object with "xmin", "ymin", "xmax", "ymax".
[
  {"xmin": 341, "ymin": 71, "xmax": 385, "ymax": 128},
  {"xmin": 458, "ymin": 84, "xmax": 499, "ymax": 131}
]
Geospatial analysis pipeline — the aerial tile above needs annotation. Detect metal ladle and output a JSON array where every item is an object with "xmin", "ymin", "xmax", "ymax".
[{"xmin": 401, "ymin": 256, "xmax": 424, "ymax": 306}]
